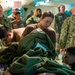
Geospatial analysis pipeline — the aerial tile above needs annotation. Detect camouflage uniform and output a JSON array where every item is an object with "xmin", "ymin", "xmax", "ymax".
[
  {"xmin": 11, "ymin": 20, "xmax": 26, "ymax": 29},
  {"xmin": 54, "ymin": 12, "xmax": 70, "ymax": 52},
  {"xmin": 8, "ymin": 14, "xmax": 15, "ymax": 22},
  {"xmin": 59, "ymin": 15, "xmax": 75, "ymax": 49},
  {"xmin": 0, "ymin": 39, "xmax": 6, "ymax": 47},
  {"xmin": 26, "ymin": 15, "xmax": 40, "ymax": 25},
  {"xmin": 0, "ymin": 15, "xmax": 12, "ymax": 29},
  {"xmin": 54, "ymin": 12, "xmax": 70, "ymax": 36}
]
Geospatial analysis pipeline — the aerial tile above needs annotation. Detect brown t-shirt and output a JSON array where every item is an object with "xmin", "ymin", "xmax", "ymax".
[
  {"xmin": 43, "ymin": 27, "xmax": 56, "ymax": 44},
  {"xmin": 12, "ymin": 28, "xmax": 25, "ymax": 42},
  {"xmin": 12, "ymin": 31, "xmax": 20, "ymax": 42},
  {"xmin": 22, "ymin": 24, "xmax": 56, "ymax": 45}
]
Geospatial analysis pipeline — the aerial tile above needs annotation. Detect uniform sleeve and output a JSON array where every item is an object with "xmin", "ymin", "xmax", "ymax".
[
  {"xmin": 59, "ymin": 18, "xmax": 69, "ymax": 49},
  {"xmin": 26, "ymin": 17, "xmax": 33, "ymax": 25},
  {"xmin": 0, "ymin": 15, "xmax": 12, "ymax": 30},
  {"xmin": 53, "ymin": 15, "xmax": 59, "ymax": 33},
  {"xmin": 5, "ymin": 16, "xmax": 12, "ymax": 30},
  {"xmin": 8, "ymin": 18, "xmax": 12, "ymax": 30}
]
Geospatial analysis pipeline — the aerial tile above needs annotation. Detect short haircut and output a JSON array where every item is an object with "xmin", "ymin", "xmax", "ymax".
[
  {"xmin": 60, "ymin": 4, "xmax": 65, "ymax": 6},
  {"xmin": 65, "ymin": 46, "xmax": 75, "ymax": 55},
  {"xmin": 36, "ymin": 8, "xmax": 41, "ymax": 12},
  {"xmin": 0, "ymin": 26, "xmax": 10, "ymax": 39},
  {"xmin": 41, "ymin": 11, "xmax": 54, "ymax": 19},
  {"xmin": 58, "ymin": 5, "xmax": 65, "ymax": 11},
  {"xmin": 34, "ymin": 8, "xmax": 42, "ymax": 16}
]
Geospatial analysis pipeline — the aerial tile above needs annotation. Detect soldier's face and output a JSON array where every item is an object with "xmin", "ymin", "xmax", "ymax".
[
  {"xmin": 60, "ymin": 6, "xmax": 65, "ymax": 12},
  {"xmin": 40, "ymin": 17, "xmax": 53, "ymax": 29},
  {"xmin": 15, "ymin": 14, "xmax": 20, "ymax": 19}
]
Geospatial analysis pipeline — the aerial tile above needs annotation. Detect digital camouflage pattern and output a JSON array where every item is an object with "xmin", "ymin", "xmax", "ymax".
[
  {"xmin": 53, "ymin": 12, "xmax": 70, "ymax": 52},
  {"xmin": 59, "ymin": 15, "xmax": 75, "ymax": 49},
  {"xmin": 54, "ymin": 12, "xmax": 70, "ymax": 35},
  {"xmin": 11, "ymin": 20, "xmax": 26, "ymax": 29},
  {"xmin": 26, "ymin": 15, "xmax": 40, "ymax": 25},
  {"xmin": 0, "ymin": 15, "xmax": 12, "ymax": 29}
]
